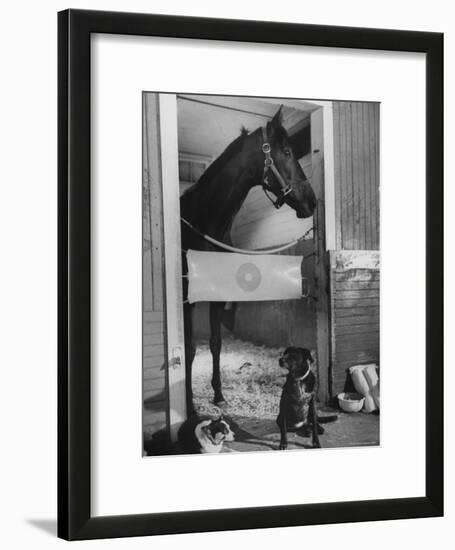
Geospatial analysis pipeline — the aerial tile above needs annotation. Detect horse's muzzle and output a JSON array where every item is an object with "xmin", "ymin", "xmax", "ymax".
[{"xmin": 297, "ymin": 206, "xmax": 314, "ymax": 219}]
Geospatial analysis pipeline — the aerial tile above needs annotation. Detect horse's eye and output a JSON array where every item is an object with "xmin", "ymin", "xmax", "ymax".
[{"xmin": 284, "ymin": 149, "xmax": 292, "ymax": 158}]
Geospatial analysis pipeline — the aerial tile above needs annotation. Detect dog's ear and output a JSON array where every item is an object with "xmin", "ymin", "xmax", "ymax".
[{"xmin": 299, "ymin": 348, "xmax": 314, "ymax": 364}]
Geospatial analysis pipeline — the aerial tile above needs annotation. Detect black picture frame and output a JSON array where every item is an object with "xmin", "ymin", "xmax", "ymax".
[{"xmin": 58, "ymin": 8, "xmax": 443, "ymax": 541}]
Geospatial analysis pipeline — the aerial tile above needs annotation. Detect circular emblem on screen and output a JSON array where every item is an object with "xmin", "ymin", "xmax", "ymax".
[{"xmin": 235, "ymin": 262, "xmax": 262, "ymax": 292}]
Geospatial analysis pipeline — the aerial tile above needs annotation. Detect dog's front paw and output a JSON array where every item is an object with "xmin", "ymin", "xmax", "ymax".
[
  {"xmin": 312, "ymin": 441, "xmax": 322, "ymax": 449},
  {"xmin": 278, "ymin": 443, "xmax": 288, "ymax": 450}
]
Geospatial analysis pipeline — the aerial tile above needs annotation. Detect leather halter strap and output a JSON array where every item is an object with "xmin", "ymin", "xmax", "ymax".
[{"xmin": 261, "ymin": 126, "xmax": 293, "ymax": 209}]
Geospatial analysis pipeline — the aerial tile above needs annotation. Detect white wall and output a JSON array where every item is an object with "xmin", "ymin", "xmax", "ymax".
[{"xmin": 0, "ymin": 1, "xmax": 452, "ymax": 550}]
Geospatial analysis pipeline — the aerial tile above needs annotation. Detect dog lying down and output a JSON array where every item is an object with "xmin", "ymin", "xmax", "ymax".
[
  {"xmin": 277, "ymin": 347, "xmax": 338, "ymax": 450},
  {"xmin": 178, "ymin": 415, "xmax": 235, "ymax": 454}
]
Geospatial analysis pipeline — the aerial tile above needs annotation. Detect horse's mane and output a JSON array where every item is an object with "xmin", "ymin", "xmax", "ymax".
[{"xmin": 184, "ymin": 126, "xmax": 251, "ymax": 193}]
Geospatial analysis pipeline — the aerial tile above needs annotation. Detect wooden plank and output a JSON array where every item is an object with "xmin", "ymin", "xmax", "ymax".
[
  {"xmin": 359, "ymin": 103, "xmax": 368, "ymax": 250},
  {"xmin": 336, "ymin": 336, "xmax": 379, "ymax": 352},
  {"xmin": 335, "ymin": 289, "xmax": 379, "ymax": 299},
  {"xmin": 372, "ymin": 104, "xmax": 380, "ymax": 250},
  {"xmin": 363, "ymin": 103, "xmax": 372, "ymax": 250},
  {"xmin": 311, "ymin": 107, "xmax": 330, "ymax": 403},
  {"xmin": 335, "ymin": 269, "xmax": 380, "ymax": 282},
  {"xmin": 143, "ymin": 408, "xmax": 167, "ymax": 430},
  {"xmin": 336, "ymin": 280, "xmax": 380, "ymax": 290},
  {"xmin": 336, "ymin": 341, "xmax": 379, "ymax": 354},
  {"xmin": 144, "ymin": 319, "xmax": 164, "ymax": 335},
  {"xmin": 335, "ymin": 323, "xmax": 379, "ymax": 335},
  {"xmin": 343, "ymin": 103, "xmax": 354, "ymax": 249},
  {"xmin": 160, "ymin": 94, "xmax": 187, "ymax": 441},
  {"xmin": 144, "ymin": 311, "xmax": 164, "ymax": 322},
  {"xmin": 143, "ymin": 333, "xmax": 165, "ymax": 346},
  {"xmin": 351, "ymin": 102, "xmax": 361, "ymax": 249},
  {"xmin": 335, "ymin": 297, "xmax": 379, "ymax": 308},
  {"xmin": 335, "ymin": 307, "xmax": 379, "ymax": 318},
  {"xmin": 144, "ymin": 376, "xmax": 166, "ymax": 394},
  {"xmin": 143, "ymin": 411, "xmax": 167, "ymax": 429},
  {"xmin": 335, "ymin": 314, "xmax": 379, "ymax": 326},
  {"xmin": 336, "ymin": 349, "xmax": 379, "ymax": 363},
  {"xmin": 333, "ymin": 102, "xmax": 343, "ymax": 249},
  {"xmin": 144, "ymin": 355, "xmax": 165, "ymax": 369},
  {"xmin": 144, "ymin": 94, "xmax": 165, "ymax": 312},
  {"xmin": 144, "ymin": 366, "xmax": 165, "ymax": 381},
  {"xmin": 144, "ymin": 344, "xmax": 165, "ymax": 358},
  {"xmin": 335, "ymin": 358, "xmax": 379, "ymax": 372},
  {"xmin": 143, "ymin": 95, "xmax": 154, "ymax": 313},
  {"xmin": 143, "ymin": 386, "xmax": 167, "ymax": 402},
  {"xmin": 331, "ymin": 250, "xmax": 380, "ymax": 270},
  {"xmin": 336, "ymin": 325, "xmax": 379, "ymax": 337}
]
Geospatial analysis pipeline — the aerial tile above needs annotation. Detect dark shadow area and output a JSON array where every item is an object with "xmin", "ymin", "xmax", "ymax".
[
  {"xmin": 144, "ymin": 428, "xmax": 175, "ymax": 456},
  {"xmin": 227, "ymin": 415, "xmax": 310, "ymax": 451},
  {"xmin": 143, "ymin": 390, "xmax": 167, "ymax": 411},
  {"xmin": 26, "ymin": 519, "xmax": 57, "ymax": 536}
]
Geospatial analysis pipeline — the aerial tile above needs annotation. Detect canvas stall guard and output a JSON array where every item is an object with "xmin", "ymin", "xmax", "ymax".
[
  {"xmin": 186, "ymin": 250, "xmax": 307, "ymax": 303},
  {"xmin": 329, "ymin": 250, "xmax": 380, "ymax": 396}
]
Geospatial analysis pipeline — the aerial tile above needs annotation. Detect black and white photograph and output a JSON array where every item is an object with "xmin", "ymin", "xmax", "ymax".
[
  {"xmin": 0, "ymin": 0, "xmax": 447, "ymax": 545},
  {"xmin": 143, "ymin": 93, "xmax": 380, "ymax": 456}
]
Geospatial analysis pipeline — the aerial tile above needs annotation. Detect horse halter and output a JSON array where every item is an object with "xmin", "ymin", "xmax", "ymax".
[{"xmin": 261, "ymin": 126, "xmax": 293, "ymax": 209}]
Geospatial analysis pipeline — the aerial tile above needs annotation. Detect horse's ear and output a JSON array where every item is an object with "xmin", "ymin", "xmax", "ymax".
[{"xmin": 270, "ymin": 105, "xmax": 283, "ymax": 129}]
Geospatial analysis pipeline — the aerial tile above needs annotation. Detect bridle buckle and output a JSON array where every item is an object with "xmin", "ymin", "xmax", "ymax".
[{"xmin": 261, "ymin": 126, "xmax": 294, "ymax": 210}]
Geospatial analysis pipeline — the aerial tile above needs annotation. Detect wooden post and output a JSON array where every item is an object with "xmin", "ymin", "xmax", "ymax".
[
  {"xmin": 311, "ymin": 108, "xmax": 330, "ymax": 403},
  {"xmin": 158, "ymin": 94, "xmax": 187, "ymax": 441}
]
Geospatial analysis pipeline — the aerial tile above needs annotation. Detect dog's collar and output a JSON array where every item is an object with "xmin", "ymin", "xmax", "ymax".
[{"xmin": 294, "ymin": 367, "xmax": 311, "ymax": 381}]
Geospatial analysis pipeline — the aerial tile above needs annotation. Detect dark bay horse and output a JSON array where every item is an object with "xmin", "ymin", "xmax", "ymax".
[{"xmin": 180, "ymin": 106, "xmax": 316, "ymax": 415}]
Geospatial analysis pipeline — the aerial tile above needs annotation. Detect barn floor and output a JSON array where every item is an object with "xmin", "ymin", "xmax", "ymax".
[{"xmin": 192, "ymin": 336, "xmax": 379, "ymax": 452}]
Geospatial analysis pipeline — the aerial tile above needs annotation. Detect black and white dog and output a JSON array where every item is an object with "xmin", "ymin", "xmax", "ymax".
[
  {"xmin": 277, "ymin": 347, "xmax": 337, "ymax": 450},
  {"xmin": 178, "ymin": 415, "xmax": 235, "ymax": 454}
]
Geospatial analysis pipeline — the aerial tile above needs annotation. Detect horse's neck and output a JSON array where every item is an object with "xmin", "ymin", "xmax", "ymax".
[
  {"xmin": 183, "ymin": 154, "xmax": 260, "ymax": 240},
  {"xmin": 213, "ymin": 171, "xmax": 255, "ymax": 237}
]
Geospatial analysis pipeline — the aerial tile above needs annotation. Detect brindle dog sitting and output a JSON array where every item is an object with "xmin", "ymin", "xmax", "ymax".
[{"xmin": 277, "ymin": 347, "xmax": 337, "ymax": 450}]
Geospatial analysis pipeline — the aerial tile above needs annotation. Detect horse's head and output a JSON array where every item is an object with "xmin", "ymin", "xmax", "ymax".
[{"xmin": 263, "ymin": 106, "xmax": 316, "ymax": 218}]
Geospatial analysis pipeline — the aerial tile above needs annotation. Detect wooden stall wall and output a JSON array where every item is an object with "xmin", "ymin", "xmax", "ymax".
[
  {"xmin": 329, "ymin": 251, "xmax": 380, "ymax": 395},
  {"xmin": 330, "ymin": 101, "xmax": 380, "ymax": 397},
  {"xmin": 142, "ymin": 94, "xmax": 169, "ymax": 444},
  {"xmin": 333, "ymin": 102, "xmax": 379, "ymax": 251}
]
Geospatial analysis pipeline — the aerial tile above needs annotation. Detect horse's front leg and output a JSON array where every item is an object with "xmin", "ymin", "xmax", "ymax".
[
  {"xmin": 183, "ymin": 303, "xmax": 196, "ymax": 416},
  {"xmin": 209, "ymin": 301, "xmax": 226, "ymax": 405}
]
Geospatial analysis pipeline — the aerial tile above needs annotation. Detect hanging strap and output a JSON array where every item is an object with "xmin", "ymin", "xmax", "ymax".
[{"xmin": 181, "ymin": 217, "xmax": 313, "ymax": 255}]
